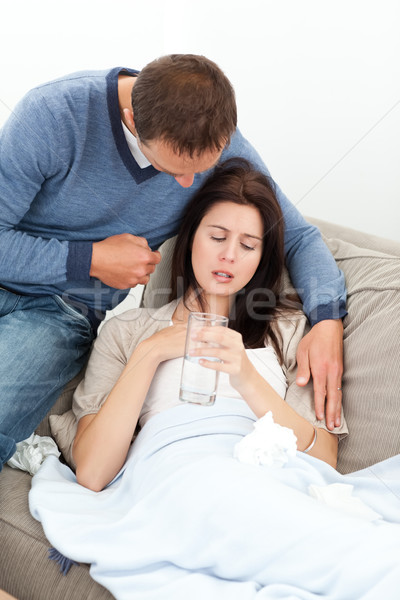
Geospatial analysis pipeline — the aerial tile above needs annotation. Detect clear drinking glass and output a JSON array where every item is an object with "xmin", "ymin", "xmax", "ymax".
[{"xmin": 179, "ymin": 312, "xmax": 229, "ymax": 406}]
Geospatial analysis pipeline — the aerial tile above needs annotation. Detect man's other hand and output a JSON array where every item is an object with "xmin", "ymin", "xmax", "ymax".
[
  {"xmin": 296, "ymin": 319, "xmax": 344, "ymax": 430},
  {"xmin": 90, "ymin": 234, "xmax": 161, "ymax": 289}
]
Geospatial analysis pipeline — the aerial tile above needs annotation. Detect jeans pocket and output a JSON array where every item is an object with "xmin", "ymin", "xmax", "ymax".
[
  {"xmin": 0, "ymin": 287, "xmax": 21, "ymax": 315},
  {"xmin": 52, "ymin": 295, "xmax": 92, "ymax": 332}
]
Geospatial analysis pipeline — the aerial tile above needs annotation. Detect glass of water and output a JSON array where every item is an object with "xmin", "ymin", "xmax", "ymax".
[{"xmin": 179, "ymin": 312, "xmax": 229, "ymax": 406}]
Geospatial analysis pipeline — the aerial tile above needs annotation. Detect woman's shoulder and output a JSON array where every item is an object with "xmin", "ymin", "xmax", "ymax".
[
  {"xmin": 98, "ymin": 300, "xmax": 179, "ymax": 353},
  {"xmin": 274, "ymin": 309, "xmax": 309, "ymax": 337}
]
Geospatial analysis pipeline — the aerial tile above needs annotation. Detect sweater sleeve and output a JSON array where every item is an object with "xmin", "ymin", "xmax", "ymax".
[
  {"xmin": 223, "ymin": 130, "xmax": 347, "ymax": 325},
  {"xmin": 0, "ymin": 88, "xmax": 91, "ymax": 285}
]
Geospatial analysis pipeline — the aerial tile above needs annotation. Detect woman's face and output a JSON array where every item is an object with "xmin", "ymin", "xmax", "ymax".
[{"xmin": 191, "ymin": 201, "xmax": 264, "ymax": 302}]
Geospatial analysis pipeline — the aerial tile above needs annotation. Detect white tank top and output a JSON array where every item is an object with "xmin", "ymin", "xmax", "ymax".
[{"xmin": 139, "ymin": 346, "xmax": 287, "ymax": 428}]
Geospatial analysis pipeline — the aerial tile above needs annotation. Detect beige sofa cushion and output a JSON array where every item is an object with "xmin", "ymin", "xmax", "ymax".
[{"xmin": 321, "ymin": 236, "xmax": 400, "ymax": 473}]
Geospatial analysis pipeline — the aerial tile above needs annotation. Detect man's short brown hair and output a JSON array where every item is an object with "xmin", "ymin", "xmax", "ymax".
[{"xmin": 131, "ymin": 54, "xmax": 237, "ymax": 157}]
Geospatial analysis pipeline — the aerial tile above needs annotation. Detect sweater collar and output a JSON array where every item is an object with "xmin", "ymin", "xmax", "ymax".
[{"xmin": 106, "ymin": 67, "xmax": 160, "ymax": 185}]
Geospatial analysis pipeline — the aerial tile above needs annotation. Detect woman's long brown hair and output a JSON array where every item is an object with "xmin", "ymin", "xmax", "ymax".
[{"xmin": 170, "ymin": 158, "xmax": 295, "ymax": 360}]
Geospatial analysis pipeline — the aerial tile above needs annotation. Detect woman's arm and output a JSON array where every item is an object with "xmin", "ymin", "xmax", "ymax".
[
  {"xmin": 190, "ymin": 326, "xmax": 338, "ymax": 468},
  {"xmin": 73, "ymin": 324, "xmax": 186, "ymax": 491}
]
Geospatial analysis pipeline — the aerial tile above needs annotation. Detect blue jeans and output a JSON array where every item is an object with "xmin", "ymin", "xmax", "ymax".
[{"xmin": 0, "ymin": 289, "xmax": 94, "ymax": 470}]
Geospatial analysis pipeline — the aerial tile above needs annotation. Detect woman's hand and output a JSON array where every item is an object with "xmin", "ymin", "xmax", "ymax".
[
  {"xmin": 189, "ymin": 326, "xmax": 255, "ymax": 393},
  {"xmin": 139, "ymin": 323, "xmax": 188, "ymax": 365}
]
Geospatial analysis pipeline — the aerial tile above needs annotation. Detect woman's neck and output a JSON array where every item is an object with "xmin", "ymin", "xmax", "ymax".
[{"xmin": 181, "ymin": 291, "xmax": 231, "ymax": 318}]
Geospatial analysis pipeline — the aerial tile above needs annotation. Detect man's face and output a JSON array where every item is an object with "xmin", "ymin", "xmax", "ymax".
[{"xmin": 137, "ymin": 138, "xmax": 222, "ymax": 188}]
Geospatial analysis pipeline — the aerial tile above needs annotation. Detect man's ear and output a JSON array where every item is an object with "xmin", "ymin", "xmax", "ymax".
[{"xmin": 123, "ymin": 108, "xmax": 137, "ymax": 136}]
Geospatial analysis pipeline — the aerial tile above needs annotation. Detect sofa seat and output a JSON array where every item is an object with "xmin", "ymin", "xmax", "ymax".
[{"xmin": 0, "ymin": 465, "xmax": 113, "ymax": 600}]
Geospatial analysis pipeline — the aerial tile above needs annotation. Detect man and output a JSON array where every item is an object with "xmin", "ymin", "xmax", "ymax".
[{"xmin": 0, "ymin": 54, "xmax": 346, "ymax": 471}]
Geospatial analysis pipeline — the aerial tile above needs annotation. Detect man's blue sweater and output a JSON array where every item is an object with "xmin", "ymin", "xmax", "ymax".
[{"xmin": 0, "ymin": 67, "xmax": 346, "ymax": 325}]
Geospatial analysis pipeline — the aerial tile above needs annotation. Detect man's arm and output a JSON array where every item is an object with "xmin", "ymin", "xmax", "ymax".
[
  {"xmin": 223, "ymin": 129, "xmax": 346, "ymax": 424},
  {"xmin": 0, "ymin": 89, "xmax": 159, "ymax": 289},
  {"xmin": 0, "ymin": 88, "xmax": 73, "ymax": 284}
]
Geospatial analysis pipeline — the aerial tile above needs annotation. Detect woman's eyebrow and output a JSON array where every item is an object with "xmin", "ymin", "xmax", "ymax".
[{"xmin": 207, "ymin": 224, "xmax": 262, "ymax": 241}]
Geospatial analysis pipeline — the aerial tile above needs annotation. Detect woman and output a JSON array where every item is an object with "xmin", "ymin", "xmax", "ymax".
[
  {"xmin": 72, "ymin": 158, "xmax": 341, "ymax": 492},
  {"xmin": 30, "ymin": 160, "xmax": 400, "ymax": 600}
]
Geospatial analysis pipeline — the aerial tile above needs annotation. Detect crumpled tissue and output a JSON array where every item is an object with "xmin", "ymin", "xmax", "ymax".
[
  {"xmin": 309, "ymin": 483, "xmax": 382, "ymax": 521},
  {"xmin": 234, "ymin": 411, "xmax": 297, "ymax": 467},
  {"xmin": 7, "ymin": 433, "xmax": 60, "ymax": 476}
]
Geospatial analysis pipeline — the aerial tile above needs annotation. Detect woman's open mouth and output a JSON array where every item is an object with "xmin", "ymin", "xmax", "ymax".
[{"xmin": 212, "ymin": 270, "xmax": 234, "ymax": 282}]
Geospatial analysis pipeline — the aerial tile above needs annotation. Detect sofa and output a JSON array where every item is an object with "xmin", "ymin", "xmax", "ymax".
[{"xmin": 1, "ymin": 216, "xmax": 399, "ymax": 600}]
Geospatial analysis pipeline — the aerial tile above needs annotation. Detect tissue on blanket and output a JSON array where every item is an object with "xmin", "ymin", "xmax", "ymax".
[
  {"xmin": 309, "ymin": 483, "xmax": 382, "ymax": 521},
  {"xmin": 7, "ymin": 433, "xmax": 60, "ymax": 476},
  {"xmin": 233, "ymin": 411, "xmax": 297, "ymax": 467}
]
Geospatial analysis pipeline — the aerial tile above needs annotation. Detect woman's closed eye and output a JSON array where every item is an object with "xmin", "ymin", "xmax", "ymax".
[
  {"xmin": 211, "ymin": 236, "xmax": 256, "ymax": 252},
  {"xmin": 241, "ymin": 242, "xmax": 256, "ymax": 251}
]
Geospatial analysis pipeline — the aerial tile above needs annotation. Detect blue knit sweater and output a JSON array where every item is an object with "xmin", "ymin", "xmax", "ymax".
[{"xmin": 0, "ymin": 67, "xmax": 346, "ymax": 325}]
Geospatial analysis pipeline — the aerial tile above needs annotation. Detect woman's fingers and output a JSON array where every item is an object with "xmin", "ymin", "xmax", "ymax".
[{"xmin": 192, "ymin": 325, "xmax": 241, "ymax": 346}]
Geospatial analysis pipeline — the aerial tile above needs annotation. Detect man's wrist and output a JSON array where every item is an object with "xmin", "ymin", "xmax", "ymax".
[
  {"xmin": 67, "ymin": 241, "xmax": 93, "ymax": 281},
  {"xmin": 308, "ymin": 301, "xmax": 347, "ymax": 327}
]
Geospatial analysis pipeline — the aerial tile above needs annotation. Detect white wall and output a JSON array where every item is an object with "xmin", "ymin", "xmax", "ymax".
[{"xmin": 1, "ymin": 0, "xmax": 399, "ymax": 241}]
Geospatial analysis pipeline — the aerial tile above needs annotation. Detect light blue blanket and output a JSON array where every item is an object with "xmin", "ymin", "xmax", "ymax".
[{"xmin": 29, "ymin": 398, "xmax": 400, "ymax": 599}]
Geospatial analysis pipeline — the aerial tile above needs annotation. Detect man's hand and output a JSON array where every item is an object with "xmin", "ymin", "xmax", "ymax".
[
  {"xmin": 90, "ymin": 234, "xmax": 161, "ymax": 289},
  {"xmin": 295, "ymin": 319, "xmax": 344, "ymax": 430}
]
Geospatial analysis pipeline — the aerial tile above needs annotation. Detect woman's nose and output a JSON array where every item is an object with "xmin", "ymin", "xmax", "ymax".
[{"xmin": 220, "ymin": 243, "xmax": 236, "ymax": 263}]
